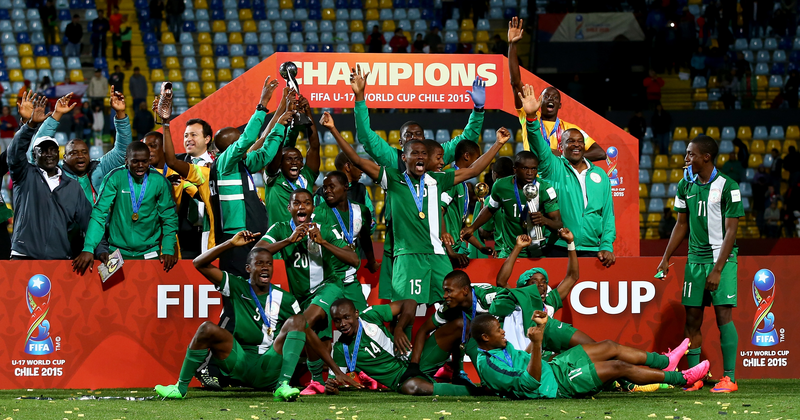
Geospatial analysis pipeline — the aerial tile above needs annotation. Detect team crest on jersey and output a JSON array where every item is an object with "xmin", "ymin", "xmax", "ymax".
[
  {"xmin": 363, "ymin": 321, "xmax": 380, "ymax": 338},
  {"xmin": 709, "ymin": 189, "xmax": 722, "ymax": 204},
  {"xmin": 590, "ymin": 172, "xmax": 602, "ymax": 183}
]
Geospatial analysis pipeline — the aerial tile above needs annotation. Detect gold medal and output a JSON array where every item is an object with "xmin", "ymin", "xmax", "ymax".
[
  {"xmin": 349, "ymin": 242, "xmax": 356, "ymax": 251},
  {"xmin": 132, "ymin": 213, "xmax": 139, "ymax": 221},
  {"xmin": 459, "ymin": 343, "xmax": 465, "ymax": 352},
  {"xmin": 266, "ymin": 327, "xmax": 273, "ymax": 336},
  {"xmin": 419, "ymin": 211, "xmax": 425, "ymax": 219}
]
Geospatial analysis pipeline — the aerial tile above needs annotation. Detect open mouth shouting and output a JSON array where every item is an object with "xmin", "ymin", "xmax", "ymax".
[{"xmin": 295, "ymin": 209, "xmax": 310, "ymax": 224}]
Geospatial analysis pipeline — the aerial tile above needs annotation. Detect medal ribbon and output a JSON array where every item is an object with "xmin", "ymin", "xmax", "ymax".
[
  {"xmin": 128, "ymin": 171, "xmax": 148, "ymax": 216},
  {"xmin": 287, "ymin": 175, "xmax": 306, "ymax": 191},
  {"xmin": 540, "ymin": 117, "xmax": 561, "ymax": 150},
  {"xmin": 343, "ymin": 320, "xmax": 363, "ymax": 372},
  {"xmin": 479, "ymin": 348, "xmax": 513, "ymax": 367},
  {"xmin": 512, "ymin": 176, "xmax": 533, "ymax": 220},
  {"xmin": 248, "ymin": 282, "xmax": 273, "ymax": 332},
  {"xmin": 403, "ymin": 172, "xmax": 425, "ymax": 216},
  {"xmin": 332, "ymin": 201, "xmax": 354, "ymax": 246},
  {"xmin": 461, "ymin": 289, "xmax": 478, "ymax": 347}
]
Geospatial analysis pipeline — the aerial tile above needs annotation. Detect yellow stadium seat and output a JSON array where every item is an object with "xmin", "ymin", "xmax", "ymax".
[
  {"xmin": 350, "ymin": 20, "xmax": 364, "ymax": 32},
  {"xmin": 161, "ymin": 32, "xmax": 175, "ymax": 44},
  {"xmin": 639, "ymin": 213, "xmax": 644, "ymax": 228},
  {"xmin": 750, "ymin": 139, "xmax": 765, "ymax": 154},
  {"xmin": 475, "ymin": 42, "xmax": 488, "ymax": 53},
  {"xmin": 197, "ymin": 32, "xmax": 212, "ymax": 44},
  {"xmin": 689, "ymin": 127, "xmax": 704, "ymax": 138},
  {"xmin": 352, "ymin": 44, "xmax": 365, "ymax": 53},
  {"xmin": 373, "ymin": 187, "xmax": 385, "ymax": 201},
  {"xmin": 229, "ymin": 32, "xmax": 243, "ymax": 44},
  {"xmin": 295, "ymin": 144, "xmax": 307, "ymax": 156},
  {"xmin": 198, "ymin": 44, "xmax": 213, "ymax": 56},
  {"xmin": 388, "ymin": 130, "xmax": 401, "ymax": 143},
  {"xmin": 737, "ymin": 126, "xmax": 752, "ymax": 140},
  {"xmin": 20, "ymin": 57, "xmax": 35, "ymax": 69},
  {"xmin": 716, "ymin": 153, "xmax": 728, "ymax": 166},
  {"xmin": 231, "ymin": 57, "xmax": 245, "ymax": 68},
  {"xmin": 499, "ymin": 143, "xmax": 514, "ymax": 156},
  {"xmin": 324, "ymin": 157, "xmax": 337, "ymax": 172},
  {"xmin": 242, "ymin": 20, "xmax": 257, "ymax": 32},
  {"xmin": 6, "ymin": 96, "xmax": 15, "ymax": 108},
  {"xmin": 200, "ymin": 69, "xmax": 215, "ymax": 81},
  {"xmin": 452, "ymin": 129, "xmax": 463, "ymax": 138},
  {"xmin": 340, "ymin": 131, "xmax": 354, "ymax": 144},
  {"xmin": 706, "ymin": 126, "xmax": 720, "ymax": 140},
  {"xmin": 217, "ymin": 69, "xmax": 232, "ymax": 82},
  {"xmin": 194, "ymin": 0, "xmax": 207, "ymax": 8},
  {"xmin": 693, "ymin": 89, "xmax": 708, "ymax": 101},
  {"xmin": 388, "ymin": 141, "xmax": 400, "ymax": 149},
  {"xmin": 654, "ymin": 154, "xmax": 669, "ymax": 168},
  {"xmin": 200, "ymin": 57, "xmax": 215, "ymax": 69},
  {"xmin": 783, "ymin": 139, "xmax": 797, "ymax": 153},
  {"xmin": 167, "ymin": 69, "xmax": 183, "ymax": 81},
  {"xmin": 672, "ymin": 127, "xmax": 688, "ymax": 141},
  {"xmin": 707, "ymin": 75, "xmax": 718, "ymax": 88},
  {"xmin": 212, "ymin": 21, "xmax": 226, "ymax": 32},
  {"xmin": 187, "ymin": 82, "xmax": 201, "ymax": 96},
  {"xmin": 35, "ymin": 57, "xmax": 50, "ymax": 69},
  {"xmin": 165, "ymin": 56, "xmax": 180, "ymax": 69},
  {"xmin": 365, "ymin": 8, "xmax": 379, "ymax": 20},
  {"xmin": 639, "ymin": 183, "xmax": 648, "ymax": 198},
  {"xmin": 8, "ymin": 69, "xmax": 22, "ymax": 82},
  {"xmin": 783, "ymin": 169, "xmax": 790, "ymax": 181},
  {"xmin": 748, "ymin": 154, "xmax": 763, "ymax": 168},
  {"xmin": 646, "ymin": 213, "xmax": 661, "ymax": 227},
  {"xmin": 786, "ymin": 125, "xmax": 800, "ymax": 140},
  {"xmin": 652, "ymin": 169, "xmax": 667, "ymax": 183},
  {"xmin": 374, "ymin": 130, "xmax": 386, "ymax": 141},
  {"xmin": 18, "ymin": 44, "xmax": 32, "ymax": 56},
  {"xmin": 669, "ymin": 154, "xmax": 684, "ymax": 168},
  {"xmin": 279, "ymin": 0, "xmax": 292, "ymax": 7},
  {"xmin": 239, "ymin": 9, "xmax": 252, "ymax": 20},
  {"xmin": 150, "ymin": 69, "xmax": 165, "ymax": 82},
  {"xmin": 202, "ymin": 82, "xmax": 217, "ymax": 96},
  {"xmin": 766, "ymin": 140, "xmax": 782, "ymax": 153},
  {"xmin": 459, "ymin": 31, "xmax": 474, "ymax": 43},
  {"xmin": 69, "ymin": 69, "xmax": 84, "ymax": 82},
  {"xmin": 403, "ymin": 31, "xmax": 412, "ymax": 42},
  {"xmin": 666, "ymin": 197, "xmax": 674, "ymax": 209},
  {"xmin": 379, "ymin": 0, "xmax": 392, "ymax": 7},
  {"xmin": 639, "ymin": 198, "xmax": 646, "ymax": 213},
  {"xmin": 645, "ymin": 228, "xmax": 659, "ymax": 240},
  {"xmin": 668, "ymin": 169, "xmax": 682, "ymax": 183},
  {"xmin": 364, "ymin": 0, "xmax": 377, "ymax": 8},
  {"xmin": 476, "ymin": 30, "xmax": 490, "ymax": 42},
  {"xmin": 382, "ymin": 20, "xmax": 395, "ymax": 32},
  {"xmin": 321, "ymin": 8, "xmax": 335, "ymax": 20},
  {"xmin": 322, "ymin": 144, "xmax": 337, "ymax": 157},
  {"xmin": 188, "ymin": 97, "xmax": 202, "ymax": 106},
  {"xmin": 461, "ymin": 19, "xmax": 475, "ymax": 30}
]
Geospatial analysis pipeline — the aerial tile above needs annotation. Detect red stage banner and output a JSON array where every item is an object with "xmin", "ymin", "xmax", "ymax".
[{"xmin": 0, "ymin": 257, "xmax": 794, "ymax": 389}]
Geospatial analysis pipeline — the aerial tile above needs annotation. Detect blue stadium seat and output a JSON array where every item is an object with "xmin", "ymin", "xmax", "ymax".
[
  {"xmin": 753, "ymin": 126, "xmax": 768, "ymax": 140},
  {"xmin": 721, "ymin": 126, "xmax": 736, "ymax": 140},
  {"xmin": 641, "ymin": 141, "xmax": 654, "ymax": 155},
  {"xmin": 304, "ymin": 21, "xmax": 319, "ymax": 32},
  {"xmin": 743, "ymin": 50, "xmax": 754, "ymax": 62},
  {"xmin": 0, "ymin": 70, "xmax": 7, "ymax": 81},
  {"xmin": 0, "ymin": 20, "xmax": 9, "ymax": 32},
  {"xmin": 435, "ymin": 129, "xmax": 448, "ymax": 142},
  {"xmin": 290, "ymin": 20, "xmax": 302, "ymax": 32},
  {"xmin": 769, "ymin": 126, "xmax": 784, "ymax": 139},
  {"xmin": 50, "ymin": 56, "xmax": 65, "ymax": 69},
  {"xmin": 0, "ymin": 57, "xmax": 5, "ymax": 69},
  {"xmin": 320, "ymin": 0, "xmax": 334, "ymax": 7},
  {"xmin": 66, "ymin": 56, "xmax": 81, "ymax": 69},
  {"xmin": 334, "ymin": 20, "xmax": 348, "ymax": 31},
  {"xmin": 745, "ymin": 168, "xmax": 755, "ymax": 181},
  {"xmin": 650, "ymin": 183, "xmax": 666, "ymax": 198},
  {"xmin": 420, "ymin": 8, "xmax": 434, "ymax": 21},
  {"xmin": 259, "ymin": 32, "xmax": 273, "ymax": 43},
  {"xmin": 213, "ymin": 32, "xmax": 227, "ymax": 44},
  {"xmin": 740, "ymin": 182, "xmax": 752, "ymax": 197},
  {"xmin": 181, "ymin": 44, "xmax": 196, "ymax": 56},
  {"xmin": 246, "ymin": 56, "xmax": 260, "ymax": 67},
  {"xmin": 196, "ymin": 9, "xmax": 210, "ymax": 20},
  {"xmin": 708, "ymin": 88, "xmax": 721, "ymax": 101},
  {"xmin": 210, "ymin": 0, "xmax": 223, "ymax": 9},
  {"xmin": 393, "ymin": 9, "xmax": 407, "ymax": 19},
  {"xmin": 336, "ymin": 44, "xmax": 349, "ymax": 52},
  {"xmin": 49, "ymin": 45, "xmax": 62, "ymax": 56},
  {"xmin": 351, "ymin": 32, "xmax": 364, "ymax": 43},
  {"xmin": 443, "ymin": 31, "xmax": 458, "ymax": 43},
  {"xmin": 691, "ymin": 75, "xmax": 706, "ymax": 88},
  {"xmin": 639, "ymin": 169, "xmax": 650, "ymax": 184},
  {"xmin": 735, "ymin": 38, "xmax": 749, "ymax": 51},
  {"xmin": 647, "ymin": 198, "xmax": 664, "ymax": 213},
  {"xmin": 670, "ymin": 140, "xmax": 686, "ymax": 155},
  {"xmin": 639, "ymin": 154, "xmax": 652, "ymax": 169},
  {"xmin": 52, "ymin": 68, "xmax": 66, "ymax": 82},
  {"xmin": 184, "ymin": 69, "xmax": 199, "ymax": 81},
  {"xmin": 273, "ymin": 20, "xmax": 287, "ymax": 32},
  {"xmin": 305, "ymin": 32, "xmax": 319, "ymax": 43},
  {"xmin": 23, "ymin": 69, "xmax": 38, "ymax": 83},
  {"xmin": 3, "ymin": 47, "xmax": 17, "ymax": 60},
  {"xmin": 695, "ymin": 101, "xmax": 708, "ymax": 110},
  {"xmin": 756, "ymin": 50, "xmax": 770, "ymax": 62},
  {"xmin": 276, "ymin": 44, "xmax": 288, "ymax": 52},
  {"xmin": 407, "ymin": 8, "xmax": 420, "ymax": 20},
  {"xmin": 225, "ymin": 10, "xmax": 239, "ymax": 21},
  {"xmin": 57, "ymin": 9, "xmax": 70, "ymax": 20},
  {"xmin": 667, "ymin": 183, "xmax": 678, "ymax": 197},
  {"xmin": 773, "ymin": 50, "xmax": 787, "ymax": 63},
  {"xmin": 260, "ymin": 44, "xmax": 275, "ymax": 56},
  {"xmin": 163, "ymin": 44, "xmax": 178, "ymax": 56},
  {"xmin": 444, "ymin": 19, "xmax": 458, "ymax": 30},
  {"xmin": 29, "ymin": 19, "xmax": 44, "ymax": 32},
  {"xmin": 55, "ymin": 0, "xmax": 68, "ymax": 7},
  {"xmin": 9, "ymin": 8, "xmax": 23, "ymax": 21},
  {"xmin": 245, "ymin": 44, "xmax": 259, "ymax": 55},
  {"xmin": 142, "ymin": 32, "xmax": 158, "ymax": 45},
  {"xmin": 397, "ymin": 19, "xmax": 411, "ymax": 30},
  {"xmin": 755, "ymin": 63, "xmax": 769, "ymax": 75},
  {"xmin": 33, "ymin": 45, "xmax": 47, "ymax": 57},
  {"xmin": 477, "ymin": 18, "xmax": 490, "ymax": 30},
  {"xmin": 230, "ymin": 44, "xmax": 244, "ymax": 56},
  {"xmin": 288, "ymin": 44, "xmax": 301, "ymax": 52},
  {"xmin": 145, "ymin": 44, "xmax": 160, "ymax": 57},
  {"xmin": 394, "ymin": 0, "xmax": 407, "ymax": 6},
  {"xmin": 320, "ymin": 20, "xmax": 333, "ymax": 32},
  {"xmin": 719, "ymin": 140, "xmax": 734, "ymax": 154},
  {"xmin": 179, "ymin": 32, "xmax": 194, "ymax": 44},
  {"xmin": 148, "ymin": 57, "xmax": 163, "ymax": 69},
  {"xmin": 15, "ymin": 32, "xmax": 29, "ymax": 44},
  {"xmin": 321, "ymin": 43, "xmax": 333, "ymax": 52},
  {"xmin": 244, "ymin": 32, "xmax": 258, "ymax": 44},
  {"xmin": 413, "ymin": 19, "xmax": 426, "ymax": 31},
  {"xmin": 274, "ymin": 32, "xmax": 288, "ymax": 43},
  {"xmin": 183, "ymin": 9, "xmax": 195, "ymax": 21},
  {"xmin": 183, "ymin": 21, "xmax": 197, "ymax": 32},
  {"xmin": 227, "ymin": 20, "xmax": 242, "ymax": 31},
  {"xmin": 769, "ymin": 75, "xmax": 783, "ymax": 87},
  {"xmin": 30, "ymin": 32, "xmax": 45, "ymax": 45},
  {"xmin": 764, "ymin": 37, "xmax": 778, "ymax": 50},
  {"xmin": 444, "ymin": 43, "xmax": 457, "ymax": 53},
  {"xmin": 0, "ymin": 32, "xmax": 13, "ymax": 44},
  {"xmin": 334, "ymin": 31, "xmax": 348, "ymax": 43},
  {"xmin": 290, "ymin": 32, "xmax": 304, "ymax": 43},
  {"xmin": 794, "ymin": 37, "xmax": 800, "ymax": 50},
  {"xmin": 763, "ymin": 153, "xmax": 774, "ymax": 168},
  {"xmin": 280, "ymin": 9, "xmax": 294, "ymax": 20},
  {"xmin": 223, "ymin": 0, "xmax": 237, "ymax": 8},
  {"xmin": 257, "ymin": 20, "xmax": 272, "ymax": 32},
  {"xmin": 750, "ymin": 38, "xmax": 763, "ymax": 50},
  {"xmin": 306, "ymin": 8, "xmax": 319, "ymax": 19},
  {"xmin": 215, "ymin": 44, "xmax": 229, "ymax": 56},
  {"xmin": 239, "ymin": 0, "xmax": 251, "ymax": 7},
  {"xmin": 771, "ymin": 63, "xmax": 785, "ymax": 75},
  {"xmin": 336, "ymin": 8, "xmax": 349, "ymax": 20},
  {"xmin": 379, "ymin": 9, "xmax": 392, "ymax": 20},
  {"xmin": 210, "ymin": 9, "xmax": 224, "ymax": 20}
]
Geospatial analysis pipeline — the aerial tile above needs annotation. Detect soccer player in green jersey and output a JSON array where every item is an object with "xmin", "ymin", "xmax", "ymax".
[
  {"xmin": 257, "ymin": 188, "xmax": 361, "ymax": 395},
  {"xmin": 461, "ymin": 151, "xmax": 562, "ymax": 258},
  {"xmin": 314, "ymin": 170, "xmax": 379, "ymax": 310},
  {"xmin": 332, "ymin": 123, "xmax": 510, "ymax": 305},
  {"xmin": 154, "ymin": 230, "xmax": 308, "ymax": 401},
  {"xmin": 657, "ymin": 135, "xmax": 744, "ymax": 393},
  {"xmin": 471, "ymin": 312, "xmax": 708, "ymax": 399},
  {"xmin": 465, "ymin": 157, "xmax": 515, "ymax": 258},
  {"xmin": 324, "ymin": 299, "xmax": 476, "ymax": 396},
  {"xmin": 264, "ymin": 94, "xmax": 321, "ymax": 226},
  {"xmin": 349, "ymin": 66, "xmax": 485, "ymax": 301}
]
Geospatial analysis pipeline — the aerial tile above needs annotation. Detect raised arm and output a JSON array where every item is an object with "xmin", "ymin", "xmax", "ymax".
[
  {"xmin": 96, "ymin": 89, "xmax": 133, "ymax": 182},
  {"xmin": 452, "ymin": 127, "xmax": 510, "ymax": 184},
  {"xmin": 496, "ymin": 235, "xmax": 532, "ymax": 288},
  {"xmin": 161, "ymin": 99, "xmax": 191, "ymax": 178},
  {"xmin": 266, "ymin": 94, "xmax": 298, "ymax": 175},
  {"xmin": 351, "ymin": 65, "xmax": 401, "ymax": 168},
  {"xmin": 519, "ymin": 85, "xmax": 554, "ymax": 176},
  {"xmin": 320, "ymin": 111, "xmax": 381, "ymax": 181},
  {"xmin": 508, "ymin": 17, "xmax": 524, "ymax": 109},
  {"xmin": 441, "ymin": 77, "xmax": 486, "ymax": 163},
  {"xmin": 29, "ymin": 93, "xmax": 75, "ymax": 164},
  {"xmin": 193, "ymin": 230, "xmax": 260, "ymax": 286},
  {"xmin": 389, "ymin": 299, "xmax": 417, "ymax": 355},
  {"xmin": 554, "ymin": 228, "xmax": 579, "ymax": 301},
  {"xmin": 9, "ymin": 92, "xmax": 48, "ymax": 178},
  {"xmin": 298, "ymin": 94, "xmax": 321, "ymax": 175},
  {"xmin": 527, "ymin": 311, "xmax": 547, "ymax": 381}
]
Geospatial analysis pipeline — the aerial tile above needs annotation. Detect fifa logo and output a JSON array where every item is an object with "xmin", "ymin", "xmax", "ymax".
[
  {"xmin": 605, "ymin": 146, "xmax": 621, "ymax": 186},
  {"xmin": 25, "ymin": 274, "xmax": 54, "ymax": 355},
  {"xmin": 752, "ymin": 269, "xmax": 779, "ymax": 347}
]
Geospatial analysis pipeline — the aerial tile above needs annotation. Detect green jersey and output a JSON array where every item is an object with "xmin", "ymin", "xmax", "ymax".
[
  {"xmin": 265, "ymin": 165, "xmax": 319, "ymax": 225},
  {"xmin": 83, "ymin": 167, "xmax": 178, "ymax": 257},
  {"xmin": 332, "ymin": 305, "xmax": 407, "ymax": 390},
  {"xmin": 313, "ymin": 200, "xmax": 372, "ymax": 284},
  {"xmin": 432, "ymin": 284, "xmax": 502, "ymax": 327},
  {"xmin": 674, "ymin": 172, "xmax": 744, "ymax": 264},
  {"xmin": 474, "ymin": 341, "xmax": 558, "ymax": 399},
  {"xmin": 466, "ymin": 199, "xmax": 497, "ymax": 259},
  {"xmin": 377, "ymin": 167, "xmax": 455, "ymax": 256},
  {"xmin": 261, "ymin": 221, "xmax": 350, "ymax": 303},
  {"xmin": 486, "ymin": 176, "xmax": 559, "ymax": 257},
  {"xmin": 441, "ymin": 175, "xmax": 469, "ymax": 253},
  {"xmin": 217, "ymin": 271, "xmax": 301, "ymax": 354}
]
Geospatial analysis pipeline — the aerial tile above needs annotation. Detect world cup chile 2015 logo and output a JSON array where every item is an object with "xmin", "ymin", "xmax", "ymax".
[
  {"xmin": 25, "ymin": 274, "xmax": 54, "ymax": 355},
  {"xmin": 605, "ymin": 146, "xmax": 621, "ymax": 186},
  {"xmin": 752, "ymin": 269, "xmax": 778, "ymax": 347}
]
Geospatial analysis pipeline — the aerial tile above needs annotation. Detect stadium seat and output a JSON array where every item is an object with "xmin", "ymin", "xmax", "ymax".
[
  {"xmin": 197, "ymin": 32, "xmax": 212, "ymax": 44},
  {"xmin": 50, "ymin": 57, "xmax": 65, "ymax": 69},
  {"xmin": 769, "ymin": 126, "xmax": 785, "ymax": 139},
  {"xmin": 638, "ymin": 169, "xmax": 650, "ymax": 184},
  {"xmin": 200, "ymin": 56, "xmax": 215, "ymax": 69},
  {"xmin": 151, "ymin": 69, "xmax": 165, "ymax": 82},
  {"xmin": 163, "ymin": 44, "xmax": 178, "ymax": 57},
  {"xmin": 750, "ymin": 139, "xmax": 765, "ymax": 154},
  {"xmin": 716, "ymin": 153, "xmax": 729, "ymax": 167},
  {"xmin": 721, "ymin": 126, "xmax": 736, "ymax": 140},
  {"xmin": 670, "ymin": 140, "xmax": 686, "ymax": 155},
  {"xmin": 774, "ymin": 50, "xmax": 787, "ymax": 63},
  {"xmin": 672, "ymin": 127, "xmax": 688, "ymax": 141},
  {"xmin": 752, "ymin": 126, "xmax": 768, "ymax": 140},
  {"xmin": 719, "ymin": 140, "xmax": 734, "ymax": 154},
  {"xmin": 647, "ymin": 198, "xmax": 664, "ymax": 213},
  {"xmin": 783, "ymin": 139, "xmax": 797, "ymax": 154},
  {"xmin": 787, "ymin": 126, "xmax": 800, "ymax": 140},
  {"xmin": 650, "ymin": 183, "xmax": 666, "ymax": 198},
  {"xmin": 763, "ymin": 153, "xmax": 774, "ymax": 168},
  {"xmin": 5, "ymin": 56, "xmax": 19, "ymax": 69},
  {"xmin": 688, "ymin": 127, "xmax": 704, "ymax": 138},
  {"xmin": 651, "ymin": 169, "xmax": 667, "ymax": 183},
  {"xmin": 183, "ymin": 56, "xmax": 198, "ymax": 68},
  {"xmin": 766, "ymin": 140, "xmax": 781, "ymax": 153},
  {"xmin": 640, "ymin": 155, "xmax": 652, "ymax": 169},
  {"xmin": 165, "ymin": 56, "xmax": 181, "ymax": 69},
  {"xmin": 748, "ymin": 154, "xmax": 763, "ymax": 168},
  {"xmin": 667, "ymin": 169, "xmax": 682, "ymax": 183},
  {"xmin": 185, "ymin": 69, "xmax": 200, "ymax": 82},
  {"xmin": 737, "ymin": 126, "xmax": 752, "ymax": 140}
]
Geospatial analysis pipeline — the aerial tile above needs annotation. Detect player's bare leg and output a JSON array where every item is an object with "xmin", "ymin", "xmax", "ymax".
[
  {"xmin": 593, "ymin": 359, "xmax": 710, "ymax": 388},
  {"xmin": 567, "ymin": 330, "xmax": 596, "ymax": 347}
]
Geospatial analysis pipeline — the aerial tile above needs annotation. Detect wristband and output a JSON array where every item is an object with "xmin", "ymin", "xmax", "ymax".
[
  {"xmin": 526, "ymin": 116, "xmax": 538, "ymax": 123},
  {"xmin": 256, "ymin": 104, "xmax": 268, "ymax": 113},
  {"xmin": 567, "ymin": 242, "xmax": 575, "ymax": 251},
  {"xmin": 162, "ymin": 122, "xmax": 170, "ymax": 127},
  {"xmin": 474, "ymin": 106, "xmax": 484, "ymax": 112}
]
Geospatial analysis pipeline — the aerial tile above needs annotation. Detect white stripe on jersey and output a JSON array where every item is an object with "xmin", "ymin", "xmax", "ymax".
[
  {"xmin": 258, "ymin": 290, "xmax": 285, "ymax": 354},
  {"xmin": 217, "ymin": 179, "xmax": 243, "ymax": 186},
  {"xmin": 441, "ymin": 191, "xmax": 454, "ymax": 205},
  {"xmin": 344, "ymin": 205, "xmax": 363, "ymax": 284},
  {"xmin": 487, "ymin": 195, "xmax": 500, "ymax": 209},
  {"xmin": 308, "ymin": 223, "xmax": 326, "ymax": 293},
  {"xmin": 362, "ymin": 320, "xmax": 395, "ymax": 357},
  {"xmin": 379, "ymin": 169, "xmax": 389, "ymax": 190},
  {"xmin": 424, "ymin": 175, "xmax": 445, "ymax": 255},
  {"xmin": 220, "ymin": 194, "xmax": 245, "ymax": 201},
  {"xmin": 708, "ymin": 176, "xmax": 727, "ymax": 262},
  {"xmin": 674, "ymin": 196, "xmax": 687, "ymax": 209},
  {"xmin": 220, "ymin": 272, "xmax": 232, "ymax": 297}
]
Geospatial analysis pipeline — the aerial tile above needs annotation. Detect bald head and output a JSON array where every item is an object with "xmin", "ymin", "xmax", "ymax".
[{"xmin": 213, "ymin": 127, "xmax": 241, "ymax": 153}]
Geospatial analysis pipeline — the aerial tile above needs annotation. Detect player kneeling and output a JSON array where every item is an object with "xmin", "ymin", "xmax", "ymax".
[
  {"xmin": 471, "ymin": 312, "xmax": 710, "ymax": 399},
  {"xmin": 155, "ymin": 231, "xmax": 308, "ymax": 402},
  {"xmin": 324, "ymin": 299, "xmax": 478, "ymax": 397}
]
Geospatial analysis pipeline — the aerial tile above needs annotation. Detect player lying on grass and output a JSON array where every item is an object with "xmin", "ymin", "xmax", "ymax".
[
  {"xmin": 324, "ymin": 298, "xmax": 479, "ymax": 396},
  {"xmin": 471, "ymin": 312, "xmax": 708, "ymax": 399},
  {"xmin": 155, "ymin": 230, "xmax": 308, "ymax": 401}
]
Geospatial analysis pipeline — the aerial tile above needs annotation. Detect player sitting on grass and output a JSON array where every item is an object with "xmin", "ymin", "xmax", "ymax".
[
  {"xmin": 324, "ymin": 298, "xmax": 478, "ymax": 397},
  {"xmin": 471, "ymin": 312, "xmax": 709, "ymax": 399},
  {"xmin": 155, "ymin": 230, "xmax": 307, "ymax": 402}
]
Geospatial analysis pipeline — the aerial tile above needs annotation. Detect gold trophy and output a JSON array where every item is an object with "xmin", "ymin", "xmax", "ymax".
[{"xmin": 475, "ymin": 182, "xmax": 489, "ymax": 203}]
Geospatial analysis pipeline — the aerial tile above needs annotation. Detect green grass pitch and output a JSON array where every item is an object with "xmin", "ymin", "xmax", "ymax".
[{"xmin": 0, "ymin": 380, "xmax": 798, "ymax": 420}]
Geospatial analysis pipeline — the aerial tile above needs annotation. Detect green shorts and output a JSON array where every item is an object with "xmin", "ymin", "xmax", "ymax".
[
  {"xmin": 343, "ymin": 280, "xmax": 368, "ymax": 312},
  {"xmin": 549, "ymin": 346, "xmax": 604, "ymax": 399},
  {"xmin": 543, "ymin": 318, "xmax": 578, "ymax": 354},
  {"xmin": 212, "ymin": 341, "xmax": 282, "ymax": 390},
  {"xmin": 417, "ymin": 332, "xmax": 452, "ymax": 376},
  {"xmin": 682, "ymin": 262, "xmax": 738, "ymax": 307},
  {"xmin": 392, "ymin": 253, "xmax": 453, "ymax": 305},
  {"xmin": 299, "ymin": 283, "xmax": 345, "ymax": 340}
]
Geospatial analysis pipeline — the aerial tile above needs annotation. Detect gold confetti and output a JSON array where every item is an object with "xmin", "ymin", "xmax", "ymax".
[
  {"xmin": 751, "ymin": 412, "xmax": 760, "ymax": 414},
  {"xmin": 251, "ymin": 416, "xmax": 259, "ymax": 420},
  {"xmin": 473, "ymin": 409, "xmax": 481, "ymax": 412},
  {"xmin": 130, "ymin": 391, "xmax": 137, "ymax": 394},
  {"xmin": 73, "ymin": 408, "xmax": 79, "ymax": 411},
  {"xmin": 276, "ymin": 411, "xmax": 285, "ymax": 415},
  {"xmin": 26, "ymin": 389, "xmax": 33, "ymax": 391},
  {"xmin": 64, "ymin": 411, "xmax": 73, "ymax": 414},
  {"xmin": 561, "ymin": 410, "xmax": 568, "ymax": 414},
  {"xmin": 250, "ymin": 405, "xmax": 259, "ymax": 408},
  {"xmin": 605, "ymin": 417, "xmax": 612, "ymax": 419},
  {"xmin": 329, "ymin": 406, "xmax": 336, "ymax": 410},
  {"xmin": 648, "ymin": 415, "xmax": 657, "ymax": 418},
  {"xmin": 336, "ymin": 411, "xmax": 343, "ymax": 414},
  {"xmin": 500, "ymin": 417, "xmax": 508, "ymax": 419},
  {"xmin": 695, "ymin": 401, "xmax": 703, "ymax": 404}
]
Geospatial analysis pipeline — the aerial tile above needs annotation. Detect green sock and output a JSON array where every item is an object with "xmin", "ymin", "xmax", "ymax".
[
  {"xmin": 278, "ymin": 331, "xmax": 306, "ymax": 384},
  {"xmin": 664, "ymin": 370, "xmax": 687, "ymax": 386},
  {"xmin": 645, "ymin": 352, "xmax": 669, "ymax": 370},
  {"xmin": 687, "ymin": 347, "xmax": 702, "ymax": 369},
  {"xmin": 177, "ymin": 348, "xmax": 208, "ymax": 396},
  {"xmin": 307, "ymin": 358, "xmax": 325, "ymax": 384},
  {"xmin": 719, "ymin": 321, "xmax": 738, "ymax": 382},
  {"xmin": 432, "ymin": 383, "xmax": 473, "ymax": 396}
]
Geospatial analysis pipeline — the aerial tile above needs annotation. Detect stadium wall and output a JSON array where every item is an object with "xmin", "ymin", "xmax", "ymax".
[{"xmin": 1, "ymin": 257, "xmax": 793, "ymax": 389}]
